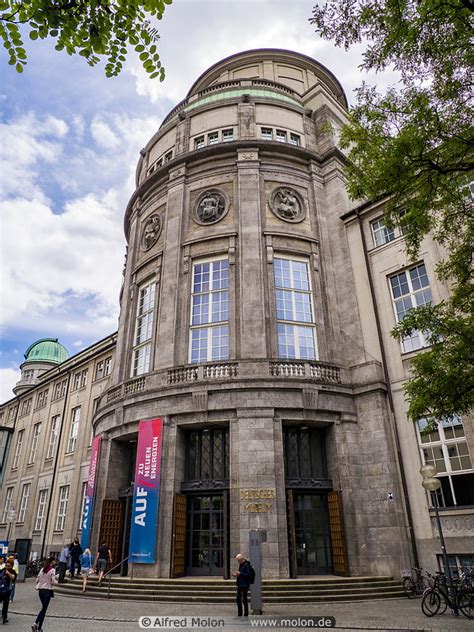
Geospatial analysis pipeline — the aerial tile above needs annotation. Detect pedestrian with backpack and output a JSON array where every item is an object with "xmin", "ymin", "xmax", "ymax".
[
  {"xmin": 0, "ymin": 559, "xmax": 17, "ymax": 624},
  {"xmin": 32, "ymin": 556, "xmax": 57, "ymax": 632},
  {"xmin": 233, "ymin": 553, "xmax": 255, "ymax": 617}
]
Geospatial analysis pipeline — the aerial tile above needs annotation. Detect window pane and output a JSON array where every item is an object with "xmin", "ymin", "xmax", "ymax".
[
  {"xmin": 390, "ymin": 272, "xmax": 409, "ymax": 298},
  {"xmin": 211, "ymin": 326, "xmax": 229, "ymax": 361},
  {"xmin": 191, "ymin": 329, "xmax": 208, "ymax": 363}
]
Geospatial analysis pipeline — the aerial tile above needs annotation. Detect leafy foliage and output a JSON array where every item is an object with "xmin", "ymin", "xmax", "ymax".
[
  {"xmin": 0, "ymin": 0, "xmax": 173, "ymax": 77},
  {"xmin": 311, "ymin": 1, "xmax": 474, "ymax": 420}
]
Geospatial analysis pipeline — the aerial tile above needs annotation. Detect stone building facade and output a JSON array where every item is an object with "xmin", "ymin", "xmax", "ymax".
[{"xmin": 0, "ymin": 49, "xmax": 472, "ymax": 579}]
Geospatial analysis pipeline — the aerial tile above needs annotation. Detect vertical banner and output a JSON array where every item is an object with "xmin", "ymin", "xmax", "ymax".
[
  {"xmin": 80, "ymin": 435, "xmax": 101, "ymax": 550},
  {"xmin": 129, "ymin": 418, "xmax": 163, "ymax": 564}
]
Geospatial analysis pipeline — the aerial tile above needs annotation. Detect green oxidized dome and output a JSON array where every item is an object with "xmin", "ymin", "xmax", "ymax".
[{"xmin": 24, "ymin": 338, "xmax": 70, "ymax": 364}]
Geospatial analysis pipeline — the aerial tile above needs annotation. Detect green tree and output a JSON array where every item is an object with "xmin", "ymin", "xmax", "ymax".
[
  {"xmin": 311, "ymin": 0, "xmax": 473, "ymax": 422},
  {"xmin": 0, "ymin": 0, "xmax": 172, "ymax": 77}
]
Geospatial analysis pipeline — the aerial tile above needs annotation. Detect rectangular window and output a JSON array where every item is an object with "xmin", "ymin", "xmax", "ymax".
[
  {"xmin": 20, "ymin": 398, "xmax": 32, "ymax": 416},
  {"xmin": 222, "ymin": 128, "xmax": 234, "ymax": 142},
  {"xmin": 8, "ymin": 406, "xmax": 17, "ymax": 422},
  {"xmin": 208, "ymin": 132, "xmax": 219, "ymax": 145},
  {"xmin": 80, "ymin": 369, "xmax": 88, "ymax": 388},
  {"xmin": 194, "ymin": 136, "xmax": 205, "ymax": 150},
  {"xmin": 35, "ymin": 390, "xmax": 48, "ymax": 409},
  {"xmin": 28, "ymin": 423, "xmax": 41, "ymax": 464},
  {"xmin": 284, "ymin": 428, "xmax": 327, "ymax": 479},
  {"xmin": 94, "ymin": 360, "xmax": 104, "ymax": 381},
  {"xmin": 12, "ymin": 429, "xmax": 24, "ymax": 469},
  {"xmin": 53, "ymin": 380, "xmax": 67, "ymax": 401},
  {"xmin": 371, "ymin": 218, "xmax": 395, "ymax": 247},
  {"xmin": 73, "ymin": 372, "xmax": 81, "ymax": 391},
  {"xmin": 104, "ymin": 357, "xmax": 112, "ymax": 376},
  {"xmin": 190, "ymin": 258, "xmax": 229, "ymax": 363},
  {"xmin": 185, "ymin": 429, "xmax": 229, "ymax": 481},
  {"xmin": 34, "ymin": 489, "xmax": 48, "ymax": 531},
  {"xmin": 46, "ymin": 415, "xmax": 60, "ymax": 459},
  {"xmin": 389, "ymin": 263, "xmax": 432, "ymax": 352},
  {"xmin": 418, "ymin": 415, "xmax": 474, "ymax": 507},
  {"xmin": 276, "ymin": 129, "xmax": 287, "ymax": 143},
  {"xmin": 164, "ymin": 151, "xmax": 173, "ymax": 163},
  {"xmin": 274, "ymin": 258, "xmax": 317, "ymax": 360},
  {"xmin": 18, "ymin": 483, "xmax": 31, "ymax": 523},
  {"xmin": 131, "ymin": 282, "xmax": 156, "ymax": 376},
  {"xmin": 289, "ymin": 133, "xmax": 301, "ymax": 146},
  {"xmin": 2, "ymin": 487, "xmax": 14, "ymax": 523},
  {"xmin": 55, "ymin": 485, "xmax": 69, "ymax": 531},
  {"xmin": 261, "ymin": 127, "xmax": 273, "ymax": 140},
  {"xmin": 67, "ymin": 407, "xmax": 81, "ymax": 454},
  {"xmin": 78, "ymin": 481, "xmax": 87, "ymax": 531}
]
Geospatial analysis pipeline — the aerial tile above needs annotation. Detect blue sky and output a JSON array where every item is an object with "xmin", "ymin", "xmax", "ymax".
[{"xmin": 0, "ymin": 0, "xmax": 397, "ymax": 402}]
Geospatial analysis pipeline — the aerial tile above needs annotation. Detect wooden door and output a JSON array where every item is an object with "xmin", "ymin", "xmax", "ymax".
[
  {"xmin": 171, "ymin": 494, "xmax": 187, "ymax": 577},
  {"xmin": 328, "ymin": 490, "xmax": 349, "ymax": 576},
  {"xmin": 98, "ymin": 499, "xmax": 124, "ymax": 573},
  {"xmin": 286, "ymin": 489, "xmax": 297, "ymax": 578}
]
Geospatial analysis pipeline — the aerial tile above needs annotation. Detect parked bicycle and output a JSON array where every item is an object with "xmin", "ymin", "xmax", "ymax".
[
  {"xmin": 25, "ymin": 558, "xmax": 42, "ymax": 578},
  {"xmin": 402, "ymin": 567, "xmax": 432, "ymax": 597},
  {"xmin": 421, "ymin": 571, "xmax": 474, "ymax": 619}
]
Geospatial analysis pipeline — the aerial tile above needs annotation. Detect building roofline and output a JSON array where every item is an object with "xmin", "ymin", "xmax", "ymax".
[{"xmin": 186, "ymin": 48, "xmax": 348, "ymax": 108}]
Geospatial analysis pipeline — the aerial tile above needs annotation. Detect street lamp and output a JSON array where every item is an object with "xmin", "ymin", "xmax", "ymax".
[{"xmin": 419, "ymin": 464, "xmax": 455, "ymax": 597}]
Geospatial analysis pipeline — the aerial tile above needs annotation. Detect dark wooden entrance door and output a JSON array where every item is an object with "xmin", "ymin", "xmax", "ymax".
[
  {"xmin": 293, "ymin": 493, "xmax": 332, "ymax": 575},
  {"xmin": 186, "ymin": 495, "xmax": 224, "ymax": 576}
]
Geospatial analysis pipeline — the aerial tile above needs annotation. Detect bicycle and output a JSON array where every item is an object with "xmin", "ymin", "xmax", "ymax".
[
  {"xmin": 402, "ymin": 567, "xmax": 431, "ymax": 597},
  {"xmin": 25, "ymin": 558, "xmax": 42, "ymax": 578},
  {"xmin": 421, "ymin": 572, "xmax": 474, "ymax": 619}
]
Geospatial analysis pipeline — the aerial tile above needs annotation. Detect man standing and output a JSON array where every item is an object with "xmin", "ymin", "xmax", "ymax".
[
  {"xmin": 0, "ymin": 560, "xmax": 17, "ymax": 624},
  {"xmin": 95, "ymin": 542, "xmax": 112, "ymax": 585},
  {"xmin": 57, "ymin": 544, "xmax": 70, "ymax": 583},
  {"xmin": 69, "ymin": 539, "xmax": 83, "ymax": 578},
  {"xmin": 233, "ymin": 553, "xmax": 253, "ymax": 617}
]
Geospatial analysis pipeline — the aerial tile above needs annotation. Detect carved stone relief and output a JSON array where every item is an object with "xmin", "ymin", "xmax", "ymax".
[
  {"xmin": 270, "ymin": 186, "xmax": 305, "ymax": 223},
  {"xmin": 193, "ymin": 189, "xmax": 229, "ymax": 225},
  {"xmin": 141, "ymin": 214, "xmax": 162, "ymax": 251}
]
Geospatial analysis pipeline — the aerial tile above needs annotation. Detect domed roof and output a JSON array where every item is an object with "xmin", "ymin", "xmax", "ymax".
[{"xmin": 24, "ymin": 338, "xmax": 70, "ymax": 364}]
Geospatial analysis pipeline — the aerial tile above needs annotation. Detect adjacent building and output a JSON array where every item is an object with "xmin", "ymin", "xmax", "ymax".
[{"xmin": 1, "ymin": 49, "xmax": 472, "ymax": 579}]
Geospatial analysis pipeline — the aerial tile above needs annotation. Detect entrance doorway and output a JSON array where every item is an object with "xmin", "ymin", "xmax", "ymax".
[
  {"xmin": 293, "ymin": 493, "xmax": 332, "ymax": 575},
  {"xmin": 186, "ymin": 495, "xmax": 224, "ymax": 576}
]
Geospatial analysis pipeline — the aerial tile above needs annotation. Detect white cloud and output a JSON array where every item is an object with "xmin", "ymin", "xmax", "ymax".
[
  {"xmin": 91, "ymin": 117, "xmax": 121, "ymax": 149},
  {"xmin": 0, "ymin": 367, "xmax": 20, "ymax": 403}
]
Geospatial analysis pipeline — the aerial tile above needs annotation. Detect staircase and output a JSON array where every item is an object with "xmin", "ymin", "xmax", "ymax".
[{"xmin": 56, "ymin": 575, "xmax": 405, "ymax": 603}]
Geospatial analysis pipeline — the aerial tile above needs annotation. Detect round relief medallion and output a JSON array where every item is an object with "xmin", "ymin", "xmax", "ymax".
[
  {"xmin": 141, "ymin": 214, "xmax": 162, "ymax": 251},
  {"xmin": 270, "ymin": 187, "xmax": 305, "ymax": 223},
  {"xmin": 193, "ymin": 189, "xmax": 229, "ymax": 225}
]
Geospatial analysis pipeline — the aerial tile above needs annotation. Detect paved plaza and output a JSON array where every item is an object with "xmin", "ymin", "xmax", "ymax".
[{"xmin": 3, "ymin": 579, "xmax": 472, "ymax": 632}]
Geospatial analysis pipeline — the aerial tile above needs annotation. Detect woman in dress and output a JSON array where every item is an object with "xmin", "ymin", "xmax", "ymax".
[{"xmin": 32, "ymin": 556, "xmax": 57, "ymax": 632}]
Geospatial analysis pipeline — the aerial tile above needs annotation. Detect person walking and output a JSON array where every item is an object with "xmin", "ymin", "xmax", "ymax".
[
  {"xmin": 95, "ymin": 542, "xmax": 112, "ymax": 585},
  {"xmin": 233, "ymin": 553, "xmax": 253, "ymax": 617},
  {"xmin": 57, "ymin": 545, "xmax": 69, "ymax": 583},
  {"xmin": 0, "ymin": 559, "xmax": 17, "ymax": 624},
  {"xmin": 80, "ymin": 549, "xmax": 93, "ymax": 593},
  {"xmin": 69, "ymin": 539, "xmax": 83, "ymax": 578},
  {"xmin": 32, "ymin": 556, "xmax": 57, "ymax": 632},
  {"xmin": 7, "ymin": 555, "xmax": 19, "ymax": 603}
]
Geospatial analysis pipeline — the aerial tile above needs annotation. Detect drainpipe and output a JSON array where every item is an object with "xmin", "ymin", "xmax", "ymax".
[
  {"xmin": 356, "ymin": 210, "xmax": 420, "ymax": 569},
  {"xmin": 40, "ymin": 371, "xmax": 71, "ymax": 558}
]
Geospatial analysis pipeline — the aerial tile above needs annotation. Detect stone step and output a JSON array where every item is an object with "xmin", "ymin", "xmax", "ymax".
[{"xmin": 83, "ymin": 574, "xmax": 394, "ymax": 585}]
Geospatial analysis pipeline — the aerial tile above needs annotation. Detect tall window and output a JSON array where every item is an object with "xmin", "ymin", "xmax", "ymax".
[
  {"xmin": 418, "ymin": 416, "xmax": 474, "ymax": 507},
  {"xmin": 190, "ymin": 258, "xmax": 229, "ymax": 363},
  {"xmin": 53, "ymin": 379, "xmax": 67, "ymax": 401},
  {"xmin": 35, "ymin": 390, "xmax": 48, "ymax": 409},
  {"xmin": 46, "ymin": 415, "xmax": 60, "ymax": 459},
  {"xmin": 284, "ymin": 427, "xmax": 327, "ymax": 479},
  {"xmin": 34, "ymin": 489, "xmax": 48, "ymax": 531},
  {"xmin": 18, "ymin": 483, "xmax": 31, "ymax": 522},
  {"xmin": 274, "ymin": 257, "xmax": 317, "ymax": 360},
  {"xmin": 371, "ymin": 218, "xmax": 395, "ymax": 247},
  {"xmin": 131, "ymin": 282, "xmax": 156, "ymax": 376},
  {"xmin": 2, "ymin": 487, "xmax": 14, "ymax": 523},
  {"xmin": 20, "ymin": 398, "xmax": 32, "ymax": 416},
  {"xmin": 55, "ymin": 485, "xmax": 70, "ymax": 531},
  {"xmin": 12, "ymin": 429, "xmax": 24, "ymax": 469},
  {"xmin": 185, "ymin": 428, "xmax": 229, "ymax": 481},
  {"xmin": 28, "ymin": 423, "xmax": 41, "ymax": 464},
  {"xmin": 389, "ymin": 263, "xmax": 432, "ymax": 352},
  {"xmin": 67, "ymin": 407, "xmax": 81, "ymax": 454}
]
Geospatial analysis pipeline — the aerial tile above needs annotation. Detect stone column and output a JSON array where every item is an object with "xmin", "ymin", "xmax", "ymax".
[
  {"xmin": 236, "ymin": 149, "xmax": 267, "ymax": 359},
  {"xmin": 230, "ymin": 409, "xmax": 288, "ymax": 578}
]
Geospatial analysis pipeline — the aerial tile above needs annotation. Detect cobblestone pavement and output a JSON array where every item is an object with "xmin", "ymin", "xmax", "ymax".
[{"xmin": 4, "ymin": 580, "xmax": 472, "ymax": 632}]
